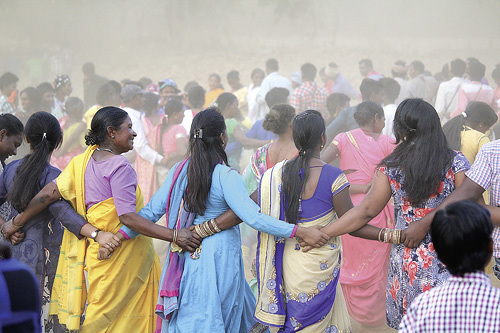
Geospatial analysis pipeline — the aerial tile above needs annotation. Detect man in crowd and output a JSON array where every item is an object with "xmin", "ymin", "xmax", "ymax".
[
  {"xmin": 400, "ymin": 201, "xmax": 500, "ymax": 331},
  {"xmin": 325, "ymin": 78, "xmax": 384, "ymax": 145},
  {"xmin": 82, "ymin": 62, "xmax": 108, "ymax": 109},
  {"xmin": 121, "ymin": 85, "xmax": 166, "ymax": 166},
  {"xmin": 379, "ymin": 77, "xmax": 400, "ymax": 137},
  {"xmin": 434, "ymin": 58, "xmax": 466, "ymax": 123},
  {"xmin": 290, "ymin": 63, "xmax": 328, "ymax": 114},
  {"xmin": 359, "ymin": 58, "xmax": 383, "ymax": 81},
  {"xmin": 399, "ymin": 60, "xmax": 438, "ymax": 104}
]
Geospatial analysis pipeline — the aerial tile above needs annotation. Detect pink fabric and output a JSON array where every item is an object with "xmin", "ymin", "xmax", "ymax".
[
  {"xmin": 135, "ymin": 115, "xmax": 163, "ymax": 203},
  {"xmin": 85, "ymin": 155, "xmax": 137, "ymax": 216},
  {"xmin": 335, "ymin": 128, "xmax": 395, "ymax": 326},
  {"xmin": 161, "ymin": 124, "xmax": 187, "ymax": 155},
  {"xmin": 118, "ymin": 229, "xmax": 130, "ymax": 239},
  {"xmin": 290, "ymin": 225, "xmax": 298, "ymax": 238}
]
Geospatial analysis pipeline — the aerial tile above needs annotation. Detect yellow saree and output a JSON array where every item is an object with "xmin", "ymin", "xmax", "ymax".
[{"xmin": 49, "ymin": 146, "xmax": 161, "ymax": 332}]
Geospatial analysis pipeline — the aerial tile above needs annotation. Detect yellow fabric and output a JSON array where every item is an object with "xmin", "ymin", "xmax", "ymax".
[
  {"xmin": 460, "ymin": 126, "xmax": 490, "ymax": 165},
  {"xmin": 63, "ymin": 121, "xmax": 87, "ymax": 151},
  {"xmin": 233, "ymin": 87, "xmax": 249, "ymax": 115},
  {"xmin": 84, "ymin": 105, "xmax": 100, "ymax": 130},
  {"xmin": 49, "ymin": 146, "xmax": 161, "ymax": 332},
  {"xmin": 256, "ymin": 161, "xmax": 351, "ymax": 331},
  {"xmin": 461, "ymin": 126, "xmax": 490, "ymax": 203},
  {"xmin": 204, "ymin": 88, "xmax": 224, "ymax": 108}
]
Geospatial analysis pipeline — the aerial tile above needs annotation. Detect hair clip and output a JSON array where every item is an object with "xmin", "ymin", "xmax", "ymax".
[
  {"xmin": 193, "ymin": 128, "xmax": 203, "ymax": 139},
  {"xmin": 298, "ymin": 149, "xmax": 306, "ymax": 157},
  {"xmin": 462, "ymin": 112, "xmax": 468, "ymax": 118},
  {"xmin": 42, "ymin": 132, "xmax": 47, "ymax": 139}
]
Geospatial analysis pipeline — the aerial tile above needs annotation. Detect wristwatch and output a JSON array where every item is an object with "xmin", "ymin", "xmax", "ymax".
[{"xmin": 90, "ymin": 229, "xmax": 101, "ymax": 241}]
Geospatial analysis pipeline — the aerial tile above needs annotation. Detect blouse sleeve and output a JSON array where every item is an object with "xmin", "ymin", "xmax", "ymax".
[
  {"xmin": 220, "ymin": 167, "xmax": 295, "ymax": 238},
  {"xmin": 48, "ymin": 200, "xmax": 87, "ymax": 239},
  {"xmin": 109, "ymin": 162, "xmax": 137, "ymax": 217},
  {"xmin": 452, "ymin": 151, "xmax": 471, "ymax": 174}
]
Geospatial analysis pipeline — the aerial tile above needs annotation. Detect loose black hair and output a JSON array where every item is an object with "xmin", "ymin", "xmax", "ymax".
[
  {"xmin": 9, "ymin": 112, "xmax": 62, "ymax": 212},
  {"xmin": 85, "ymin": 106, "xmax": 128, "ymax": 146},
  {"xmin": 282, "ymin": 110, "xmax": 325, "ymax": 224},
  {"xmin": 443, "ymin": 101, "xmax": 497, "ymax": 150},
  {"xmin": 354, "ymin": 101, "xmax": 384, "ymax": 127},
  {"xmin": 431, "ymin": 200, "xmax": 493, "ymax": 276},
  {"xmin": 184, "ymin": 108, "xmax": 228, "ymax": 215},
  {"xmin": 469, "ymin": 61, "xmax": 486, "ymax": 81},
  {"xmin": 381, "ymin": 99, "xmax": 454, "ymax": 206}
]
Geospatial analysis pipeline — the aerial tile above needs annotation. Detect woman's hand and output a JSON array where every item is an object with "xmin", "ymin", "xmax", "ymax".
[
  {"xmin": 175, "ymin": 228, "xmax": 202, "ymax": 252},
  {"xmin": 402, "ymin": 221, "xmax": 429, "ymax": 248},
  {"xmin": 10, "ymin": 230, "xmax": 25, "ymax": 245},
  {"xmin": 1, "ymin": 220, "xmax": 21, "ymax": 242},
  {"xmin": 95, "ymin": 231, "xmax": 122, "ymax": 252},
  {"xmin": 295, "ymin": 226, "xmax": 330, "ymax": 250},
  {"xmin": 97, "ymin": 247, "xmax": 113, "ymax": 260}
]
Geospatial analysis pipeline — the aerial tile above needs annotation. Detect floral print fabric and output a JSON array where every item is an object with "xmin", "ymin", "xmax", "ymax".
[{"xmin": 380, "ymin": 152, "xmax": 470, "ymax": 329}]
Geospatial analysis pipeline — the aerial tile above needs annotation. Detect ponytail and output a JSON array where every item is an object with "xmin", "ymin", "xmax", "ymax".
[{"xmin": 9, "ymin": 112, "xmax": 62, "ymax": 212}]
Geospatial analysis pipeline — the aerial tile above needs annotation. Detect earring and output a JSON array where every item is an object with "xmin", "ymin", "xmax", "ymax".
[
  {"xmin": 222, "ymin": 141, "xmax": 225, "ymax": 146},
  {"xmin": 320, "ymin": 145, "xmax": 324, "ymax": 149},
  {"xmin": 111, "ymin": 136, "xmax": 115, "ymax": 139}
]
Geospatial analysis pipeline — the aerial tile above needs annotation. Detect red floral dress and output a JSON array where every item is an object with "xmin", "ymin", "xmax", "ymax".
[{"xmin": 380, "ymin": 152, "xmax": 470, "ymax": 329}]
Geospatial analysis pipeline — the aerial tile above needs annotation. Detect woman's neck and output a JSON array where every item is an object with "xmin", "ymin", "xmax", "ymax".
[{"xmin": 360, "ymin": 125, "xmax": 380, "ymax": 139}]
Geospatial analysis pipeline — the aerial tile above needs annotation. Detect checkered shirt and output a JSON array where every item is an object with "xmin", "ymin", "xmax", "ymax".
[
  {"xmin": 290, "ymin": 81, "xmax": 328, "ymax": 114},
  {"xmin": 399, "ymin": 272, "xmax": 500, "ymax": 332},
  {"xmin": 466, "ymin": 140, "xmax": 500, "ymax": 257}
]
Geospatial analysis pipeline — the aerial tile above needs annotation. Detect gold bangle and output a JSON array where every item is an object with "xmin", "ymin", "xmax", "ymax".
[
  {"xmin": 378, "ymin": 228, "xmax": 385, "ymax": 242},
  {"xmin": 203, "ymin": 221, "xmax": 214, "ymax": 236},
  {"xmin": 211, "ymin": 218, "xmax": 222, "ymax": 233},
  {"xmin": 173, "ymin": 229, "xmax": 178, "ymax": 244},
  {"xmin": 196, "ymin": 224, "xmax": 208, "ymax": 238},
  {"xmin": 11, "ymin": 216, "xmax": 22, "ymax": 229}
]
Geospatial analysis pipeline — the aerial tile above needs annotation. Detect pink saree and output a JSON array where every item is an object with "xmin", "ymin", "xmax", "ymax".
[{"xmin": 333, "ymin": 128, "xmax": 395, "ymax": 326}]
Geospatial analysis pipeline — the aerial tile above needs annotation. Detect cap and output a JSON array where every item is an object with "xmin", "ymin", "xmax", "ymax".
[
  {"xmin": 158, "ymin": 78, "xmax": 180, "ymax": 93},
  {"xmin": 120, "ymin": 84, "xmax": 145, "ymax": 102}
]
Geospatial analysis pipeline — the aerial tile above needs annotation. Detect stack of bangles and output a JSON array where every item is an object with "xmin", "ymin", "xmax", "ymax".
[
  {"xmin": 378, "ymin": 228, "xmax": 402, "ymax": 244},
  {"xmin": 194, "ymin": 218, "xmax": 222, "ymax": 239}
]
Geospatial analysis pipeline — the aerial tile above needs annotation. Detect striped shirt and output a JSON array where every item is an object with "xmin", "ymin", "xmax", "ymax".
[
  {"xmin": 400, "ymin": 272, "xmax": 500, "ymax": 332},
  {"xmin": 466, "ymin": 140, "xmax": 500, "ymax": 257}
]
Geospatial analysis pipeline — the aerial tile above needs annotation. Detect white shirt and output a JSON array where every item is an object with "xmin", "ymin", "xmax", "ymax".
[
  {"xmin": 401, "ymin": 74, "xmax": 439, "ymax": 104},
  {"xmin": 383, "ymin": 103, "xmax": 397, "ymax": 138},
  {"xmin": 182, "ymin": 109, "xmax": 194, "ymax": 134},
  {"xmin": 255, "ymin": 72, "xmax": 292, "ymax": 120},
  {"xmin": 434, "ymin": 77, "xmax": 465, "ymax": 123},
  {"xmin": 247, "ymin": 83, "xmax": 261, "ymax": 122},
  {"xmin": 123, "ymin": 106, "xmax": 163, "ymax": 165}
]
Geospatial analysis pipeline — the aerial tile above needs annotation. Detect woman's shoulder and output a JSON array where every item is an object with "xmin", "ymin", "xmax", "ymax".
[
  {"xmin": 94, "ymin": 155, "xmax": 135, "ymax": 176},
  {"xmin": 321, "ymin": 163, "xmax": 345, "ymax": 179}
]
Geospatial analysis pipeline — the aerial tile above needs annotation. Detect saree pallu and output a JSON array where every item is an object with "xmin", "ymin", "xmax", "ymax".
[
  {"xmin": 49, "ymin": 146, "xmax": 161, "ymax": 332},
  {"xmin": 255, "ymin": 162, "xmax": 351, "ymax": 332}
]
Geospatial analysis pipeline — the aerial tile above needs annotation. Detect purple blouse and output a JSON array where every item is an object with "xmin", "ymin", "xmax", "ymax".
[{"xmin": 84, "ymin": 155, "xmax": 137, "ymax": 216}]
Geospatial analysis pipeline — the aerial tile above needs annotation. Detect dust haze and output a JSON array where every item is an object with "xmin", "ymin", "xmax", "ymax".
[{"xmin": 2, "ymin": 0, "xmax": 499, "ymax": 95}]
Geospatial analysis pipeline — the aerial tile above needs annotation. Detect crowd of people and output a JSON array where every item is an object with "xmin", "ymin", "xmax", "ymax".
[{"xmin": 0, "ymin": 55, "xmax": 500, "ymax": 332}]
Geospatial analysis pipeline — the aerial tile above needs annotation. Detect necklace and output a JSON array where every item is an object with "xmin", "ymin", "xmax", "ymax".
[{"xmin": 96, "ymin": 147, "xmax": 116, "ymax": 155}]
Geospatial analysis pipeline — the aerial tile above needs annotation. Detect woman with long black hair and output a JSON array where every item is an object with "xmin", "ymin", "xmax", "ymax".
[
  {"xmin": 123, "ymin": 107, "xmax": 329, "ymax": 332},
  {"xmin": 313, "ymin": 99, "xmax": 471, "ymax": 329},
  {"xmin": 0, "ymin": 111, "xmax": 119, "ymax": 332}
]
